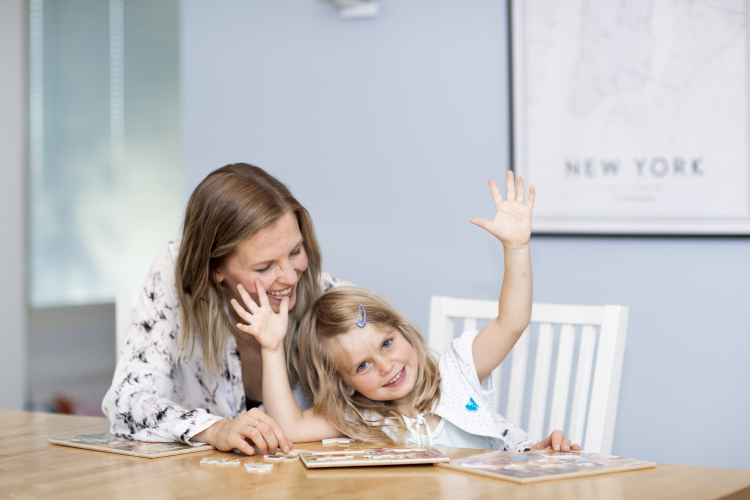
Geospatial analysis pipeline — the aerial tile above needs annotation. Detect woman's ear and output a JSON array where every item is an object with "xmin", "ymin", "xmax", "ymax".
[{"xmin": 214, "ymin": 267, "xmax": 225, "ymax": 285}]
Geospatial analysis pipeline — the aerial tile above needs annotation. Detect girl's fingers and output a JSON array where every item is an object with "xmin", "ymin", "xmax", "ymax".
[
  {"xmin": 571, "ymin": 443, "xmax": 581, "ymax": 451},
  {"xmin": 236, "ymin": 323, "xmax": 256, "ymax": 337},
  {"xmin": 469, "ymin": 217, "xmax": 491, "ymax": 233},
  {"xmin": 527, "ymin": 185, "xmax": 536, "ymax": 210},
  {"xmin": 279, "ymin": 296, "xmax": 290, "ymax": 323},
  {"xmin": 255, "ymin": 279, "xmax": 270, "ymax": 308},
  {"xmin": 237, "ymin": 284, "xmax": 260, "ymax": 314},
  {"xmin": 488, "ymin": 178, "xmax": 504, "ymax": 210},
  {"xmin": 549, "ymin": 429, "xmax": 563, "ymax": 451},
  {"xmin": 561, "ymin": 438, "xmax": 571, "ymax": 452},
  {"xmin": 516, "ymin": 175, "xmax": 525, "ymax": 203},
  {"xmin": 506, "ymin": 170, "xmax": 517, "ymax": 201},
  {"xmin": 230, "ymin": 298, "xmax": 254, "ymax": 324}
]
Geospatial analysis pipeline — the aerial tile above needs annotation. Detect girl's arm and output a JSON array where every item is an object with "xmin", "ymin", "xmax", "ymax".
[
  {"xmin": 232, "ymin": 280, "xmax": 342, "ymax": 443},
  {"xmin": 470, "ymin": 171, "xmax": 535, "ymax": 381}
]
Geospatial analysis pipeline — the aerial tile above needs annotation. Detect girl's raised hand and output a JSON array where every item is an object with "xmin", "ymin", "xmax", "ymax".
[
  {"xmin": 470, "ymin": 171, "xmax": 535, "ymax": 248},
  {"xmin": 231, "ymin": 279, "xmax": 289, "ymax": 353}
]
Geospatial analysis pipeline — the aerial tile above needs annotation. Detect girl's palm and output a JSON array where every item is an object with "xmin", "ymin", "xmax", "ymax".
[
  {"xmin": 471, "ymin": 171, "xmax": 535, "ymax": 247},
  {"xmin": 231, "ymin": 279, "xmax": 289, "ymax": 353}
]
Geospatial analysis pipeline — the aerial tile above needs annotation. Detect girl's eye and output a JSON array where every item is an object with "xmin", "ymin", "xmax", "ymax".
[
  {"xmin": 357, "ymin": 361, "xmax": 369, "ymax": 373},
  {"xmin": 382, "ymin": 339, "xmax": 392, "ymax": 350}
]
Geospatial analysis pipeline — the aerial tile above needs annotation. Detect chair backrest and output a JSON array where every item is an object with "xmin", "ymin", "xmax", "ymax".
[
  {"xmin": 428, "ymin": 297, "xmax": 628, "ymax": 455},
  {"xmin": 115, "ymin": 290, "xmax": 141, "ymax": 363}
]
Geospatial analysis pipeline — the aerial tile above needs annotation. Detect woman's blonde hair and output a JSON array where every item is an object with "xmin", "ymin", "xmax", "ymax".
[
  {"xmin": 175, "ymin": 163, "xmax": 322, "ymax": 385},
  {"xmin": 298, "ymin": 287, "xmax": 441, "ymax": 445}
]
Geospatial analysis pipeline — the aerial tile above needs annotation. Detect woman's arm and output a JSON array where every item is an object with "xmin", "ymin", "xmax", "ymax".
[
  {"xmin": 103, "ymin": 244, "xmax": 224, "ymax": 444},
  {"xmin": 232, "ymin": 280, "xmax": 342, "ymax": 443},
  {"xmin": 469, "ymin": 172, "xmax": 535, "ymax": 381},
  {"xmin": 103, "ymin": 242, "xmax": 290, "ymax": 455}
]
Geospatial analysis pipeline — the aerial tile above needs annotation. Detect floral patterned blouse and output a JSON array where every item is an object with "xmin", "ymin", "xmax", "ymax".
[{"xmin": 101, "ymin": 240, "xmax": 350, "ymax": 445}]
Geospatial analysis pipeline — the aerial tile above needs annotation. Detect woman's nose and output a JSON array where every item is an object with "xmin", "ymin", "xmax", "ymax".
[{"xmin": 276, "ymin": 260, "xmax": 298, "ymax": 285}]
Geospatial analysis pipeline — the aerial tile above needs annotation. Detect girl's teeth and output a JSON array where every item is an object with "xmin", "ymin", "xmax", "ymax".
[
  {"xmin": 388, "ymin": 369, "xmax": 403, "ymax": 385},
  {"xmin": 267, "ymin": 287, "xmax": 292, "ymax": 297}
]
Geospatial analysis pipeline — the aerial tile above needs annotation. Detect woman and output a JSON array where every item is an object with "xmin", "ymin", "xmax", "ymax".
[{"xmin": 102, "ymin": 164, "xmax": 350, "ymax": 455}]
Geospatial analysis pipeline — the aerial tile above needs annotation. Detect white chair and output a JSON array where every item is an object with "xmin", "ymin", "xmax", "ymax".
[
  {"xmin": 115, "ymin": 290, "xmax": 141, "ymax": 362},
  {"xmin": 428, "ymin": 297, "xmax": 628, "ymax": 455}
]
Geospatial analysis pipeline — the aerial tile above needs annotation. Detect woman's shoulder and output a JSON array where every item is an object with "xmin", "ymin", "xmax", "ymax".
[{"xmin": 319, "ymin": 271, "xmax": 354, "ymax": 292}]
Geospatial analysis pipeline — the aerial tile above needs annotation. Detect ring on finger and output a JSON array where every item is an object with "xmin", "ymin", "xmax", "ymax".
[{"xmin": 253, "ymin": 420, "xmax": 261, "ymax": 429}]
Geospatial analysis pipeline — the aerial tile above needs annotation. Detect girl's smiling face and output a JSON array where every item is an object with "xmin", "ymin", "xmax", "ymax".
[{"xmin": 335, "ymin": 323, "xmax": 419, "ymax": 410}]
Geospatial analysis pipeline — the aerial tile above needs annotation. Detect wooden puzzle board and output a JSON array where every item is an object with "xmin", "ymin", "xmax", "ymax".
[
  {"xmin": 438, "ymin": 450, "xmax": 656, "ymax": 484},
  {"xmin": 48, "ymin": 433, "xmax": 214, "ymax": 459},
  {"xmin": 300, "ymin": 447, "xmax": 449, "ymax": 469}
]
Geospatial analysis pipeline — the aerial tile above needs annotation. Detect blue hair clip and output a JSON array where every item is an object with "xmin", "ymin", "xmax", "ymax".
[{"xmin": 357, "ymin": 303, "xmax": 367, "ymax": 328}]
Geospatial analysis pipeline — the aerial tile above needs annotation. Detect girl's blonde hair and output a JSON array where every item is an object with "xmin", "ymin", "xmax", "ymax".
[
  {"xmin": 298, "ymin": 287, "xmax": 441, "ymax": 445},
  {"xmin": 175, "ymin": 163, "xmax": 322, "ymax": 385}
]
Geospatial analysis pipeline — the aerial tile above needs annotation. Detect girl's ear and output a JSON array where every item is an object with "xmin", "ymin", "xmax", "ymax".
[{"xmin": 344, "ymin": 384, "xmax": 355, "ymax": 396}]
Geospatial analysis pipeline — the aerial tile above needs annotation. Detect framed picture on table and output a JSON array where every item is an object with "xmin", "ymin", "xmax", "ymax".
[{"xmin": 509, "ymin": 0, "xmax": 750, "ymax": 234}]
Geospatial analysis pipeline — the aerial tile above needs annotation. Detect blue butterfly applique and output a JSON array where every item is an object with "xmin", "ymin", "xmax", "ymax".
[{"xmin": 465, "ymin": 397, "xmax": 479, "ymax": 412}]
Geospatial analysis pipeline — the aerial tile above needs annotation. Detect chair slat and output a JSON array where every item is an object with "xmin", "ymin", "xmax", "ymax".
[
  {"xmin": 505, "ymin": 327, "xmax": 529, "ymax": 426},
  {"xmin": 530, "ymin": 304, "xmax": 604, "ymax": 325},
  {"xmin": 428, "ymin": 297, "xmax": 454, "ymax": 354},
  {"xmin": 547, "ymin": 324, "xmax": 575, "ymax": 436},
  {"xmin": 568, "ymin": 325, "xmax": 596, "ymax": 446},
  {"xmin": 462, "ymin": 318, "xmax": 478, "ymax": 332},
  {"xmin": 527, "ymin": 323, "xmax": 554, "ymax": 439},
  {"xmin": 583, "ymin": 306, "xmax": 628, "ymax": 455}
]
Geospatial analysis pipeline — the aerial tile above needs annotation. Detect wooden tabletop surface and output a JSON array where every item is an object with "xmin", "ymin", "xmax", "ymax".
[{"xmin": 1, "ymin": 410, "xmax": 749, "ymax": 500}]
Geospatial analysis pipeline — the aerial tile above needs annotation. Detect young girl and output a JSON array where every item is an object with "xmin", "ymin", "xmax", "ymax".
[{"xmin": 231, "ymin": 172, "xmax": 579, "ymax": 452}]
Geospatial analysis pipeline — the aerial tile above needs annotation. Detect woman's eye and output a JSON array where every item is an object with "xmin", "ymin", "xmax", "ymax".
[
  {"xmin": 382, "ymin": 339, "xmax": 392, "ymax": 350},
  {"xmin": 357, "ymin": 362, "xmax": 368, "ymax": 373},
  {"xmin": 290, "ymin": 247, "xmax": 303, "ymax": 256},
  {"xmin": 256, "ymin": 264, "xmax": 272, "ymax": 273}
]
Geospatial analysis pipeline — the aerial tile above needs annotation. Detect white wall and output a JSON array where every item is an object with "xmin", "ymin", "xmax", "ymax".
[
  {"xmin": 0, "ymin": 0, "xmax": 29, "ymax": 410},
  {"xmin": 181, "ymin": 0, "xmax": 750, "ymax": 469}
]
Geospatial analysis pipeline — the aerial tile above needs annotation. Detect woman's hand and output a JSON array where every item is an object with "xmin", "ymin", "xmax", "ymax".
[
  {"xmin": 530, "ymin": 429, "xmax": 580, "ymax": 452},
  {"xmin": 470, "ymin": 171, "xmax": 535, "ymax": 248},
  {"xmin": 231, "ymin": 279, "xmax": 289, "ymax": 353},
  {"xmin": 192, "ymin": 408, "xmax": 293, "ymax": 456}
]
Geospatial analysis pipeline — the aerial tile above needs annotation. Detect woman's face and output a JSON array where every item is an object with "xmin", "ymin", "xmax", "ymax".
[{"xmin": 216, "ymin": 212, "xmax": 309, "ymax": 315}]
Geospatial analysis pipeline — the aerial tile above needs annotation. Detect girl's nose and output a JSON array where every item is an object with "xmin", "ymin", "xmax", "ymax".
[{"xmin": 378, "ymin": 357, "xmax": 395, "ymax": 375}]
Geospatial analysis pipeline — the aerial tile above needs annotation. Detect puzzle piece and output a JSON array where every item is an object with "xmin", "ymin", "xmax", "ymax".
[
  {"xmin": 217, "ymin": 459, "xmax": 241, "ymax": 466},
  {"xmin": 245, "ymin": 463, "xmax": 273, "ymax": 474},
  {"xmin": 264, "ymin": 451, "xmax": 300, "ymax": 462},
  {"xmin": 200, "ymin": 458, "xmax": 240, "ymax": 466},
  {"xmin": 322, "ymin": 438, "xmax": 352, "ymax": 445}
]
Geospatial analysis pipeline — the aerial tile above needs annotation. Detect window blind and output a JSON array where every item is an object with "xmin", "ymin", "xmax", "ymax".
[{"xmin": 29, "ymin": 0, "xmax": 183, "ymax": 307}]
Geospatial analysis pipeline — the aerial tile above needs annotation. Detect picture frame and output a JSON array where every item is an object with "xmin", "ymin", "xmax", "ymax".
[{"xmin": 510, "ymin": 0, "xmax": 750, "ymax": 234}]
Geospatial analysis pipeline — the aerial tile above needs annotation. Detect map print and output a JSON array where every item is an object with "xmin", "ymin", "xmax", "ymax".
[{"xmin": 513, "ymin": 0, "xmax": 750, "ymax": 233}]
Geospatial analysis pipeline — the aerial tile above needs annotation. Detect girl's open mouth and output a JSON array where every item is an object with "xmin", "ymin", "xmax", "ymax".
[{"xmin": 383, "ymin": 366, "xmax": 406, "ymax": 388}]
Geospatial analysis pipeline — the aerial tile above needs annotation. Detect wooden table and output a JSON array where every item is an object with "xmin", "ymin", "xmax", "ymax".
[{"xmin": 1, "ymin": 411, "xmax": 749, "ymax": 500}]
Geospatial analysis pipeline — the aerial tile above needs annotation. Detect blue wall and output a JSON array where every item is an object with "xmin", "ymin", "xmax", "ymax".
[{"xmin": 181, "ymin": 0, "xmax": 750, "ymax": 469}]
